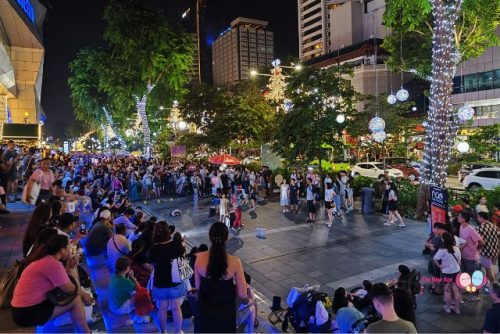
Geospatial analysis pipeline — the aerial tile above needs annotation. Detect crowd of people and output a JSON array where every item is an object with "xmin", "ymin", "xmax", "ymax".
[{"xmin": 1, "ymin": 140, "xmax": 500, "ymax": 334}]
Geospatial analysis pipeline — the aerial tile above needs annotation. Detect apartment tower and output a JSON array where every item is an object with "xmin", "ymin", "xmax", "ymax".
[{"xmin": 212, "ymin": 17, "xmax": 274, "ymax": 85}]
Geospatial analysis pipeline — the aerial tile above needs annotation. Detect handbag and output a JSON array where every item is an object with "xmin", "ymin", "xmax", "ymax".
[
  {"xmin": 171, "ymin": 257, "xmax": 193, "ymax": 283},
  {"xmin": 0, "ymin": 263, "xmax": 21, "ymax": 308},
  {"xmin": 46, "ymin": 275, "xmax": 78, "ymax": 306},
  {"xmin": 22, "ymin": 172, "xmax": 42, "ymax": 205}
]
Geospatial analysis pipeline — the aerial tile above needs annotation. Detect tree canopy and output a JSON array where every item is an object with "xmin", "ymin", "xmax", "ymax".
[
  {"xmin": 178, "ymin": 81, "xmax": 275, "ymax": 150},
  {"xmin": 272, "ymin": 65, "xmax": 359, "ymax": 165},
  {"xmin": 383, "ymin": 0, "xmax": 500, "ymax": 77}
]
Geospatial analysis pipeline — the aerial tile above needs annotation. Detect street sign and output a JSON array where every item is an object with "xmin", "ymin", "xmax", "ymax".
[{"xmin": 430, "ymin": 186, "xmax": 448, "ymax": 225}]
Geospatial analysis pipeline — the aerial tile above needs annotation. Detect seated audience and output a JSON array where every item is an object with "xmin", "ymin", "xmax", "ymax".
[
  {"xmin": 332, "ymin": 287, "xmax": 354, "ymax": 314},
  {"xmin": 107, "ymin": 223, "xmax": 131, "ymax": 272},
  {"xmin": 22, "ymin": 203, "xmax": 52, "ymax": 257},
  {"xmin": 128, "ymin": 239, "xmax": 153, "ymax": 287},
  {"xmin": 483, "ymin": 282, "xmax": 500, "ymax": 334},
  {"xmin": 85, "ymin": 209, "xmax": 113, "ymax": 256}
]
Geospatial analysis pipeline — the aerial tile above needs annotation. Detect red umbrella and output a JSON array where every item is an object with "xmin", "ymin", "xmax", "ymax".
[{"xmin": 208, "ymin": 154, "xmax": 241, "ymax": 165}]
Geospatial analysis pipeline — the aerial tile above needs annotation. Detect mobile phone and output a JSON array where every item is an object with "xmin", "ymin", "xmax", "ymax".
[{"xmin": 79, "ymin": 223, "xmax": 87, "ymax": 234}]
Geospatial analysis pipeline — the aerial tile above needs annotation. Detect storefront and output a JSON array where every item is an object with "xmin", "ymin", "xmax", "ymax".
[{"xmin": 0, "ymin": 0, "xmax": 46, "ymax": 144}]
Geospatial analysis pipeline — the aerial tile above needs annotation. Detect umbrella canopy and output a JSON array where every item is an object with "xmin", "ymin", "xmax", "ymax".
[{"xmin": 208, "ymin": 154, "xmax": 241, "ymax": 165}]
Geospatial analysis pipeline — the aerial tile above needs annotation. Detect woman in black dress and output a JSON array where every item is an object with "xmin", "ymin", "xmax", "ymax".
[{"xmin": 194, "ymin": 222, "xmax": 248, "ymax": 333}]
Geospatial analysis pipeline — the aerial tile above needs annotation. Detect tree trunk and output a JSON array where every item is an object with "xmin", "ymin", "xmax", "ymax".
[
  {"xmin": 102, "ymin": 107, "xmax": 126, "ymax": 149},
  {"xmin": 136, "ymin": 84, "xmax": 155, "ymax": 158},
  {"xmin": 417, "ymin": 0, "xmax": 461, "ymax": 218}
]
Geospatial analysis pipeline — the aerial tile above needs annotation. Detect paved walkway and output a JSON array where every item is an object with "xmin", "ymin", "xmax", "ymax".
[{"xmin": 140, "ymin": 194, "xmax": 494, "ymax": 333}]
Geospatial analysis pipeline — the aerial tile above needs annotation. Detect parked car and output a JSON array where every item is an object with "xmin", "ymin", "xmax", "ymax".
[
  {"xmin": 351, "ymin": 162, "xmax": 404, "ymax": 180},
  {"xmin": 383, "ymin": 158, "xmax": 420, "ymax": 181},
  {"xmin": 463, "ymin": 167, "xmax": 500, "ymax": 190},
  {"xmin": 458, "ymin": 163, "xmax": 494, "ymax": 182}
]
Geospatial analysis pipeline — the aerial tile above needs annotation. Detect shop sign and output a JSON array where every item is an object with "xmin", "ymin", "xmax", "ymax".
[
  {"xmin": 430, "ymin": 186, "xmax": 448, "ymax": 225},
  {"xmin": 16, "ymin": 0, "xmax": 35, "ymax": 24}
]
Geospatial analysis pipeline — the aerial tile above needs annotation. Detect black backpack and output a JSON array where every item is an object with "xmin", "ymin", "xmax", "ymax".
[
  {"xmin": 400, "ymin": 269, "xmax": 422, "ymax": 295},
  {"xmin": 282, "ymin": 291, "xmax": 330, "ymax": 333}
]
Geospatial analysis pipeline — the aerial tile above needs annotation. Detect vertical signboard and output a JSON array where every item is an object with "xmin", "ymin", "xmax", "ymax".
[
  {"xmin": 430, "ymin": 186, "xmax": 448, "ymax": 225},
  {"xmin": 63, "ymin": 141, "xmax": 69, "ymax": 154}
]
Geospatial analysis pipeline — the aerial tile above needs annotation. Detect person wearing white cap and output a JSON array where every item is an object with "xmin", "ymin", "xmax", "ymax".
[{"xmin": 85, "ymin": 209, "xmax": 114, "ymax": 256}]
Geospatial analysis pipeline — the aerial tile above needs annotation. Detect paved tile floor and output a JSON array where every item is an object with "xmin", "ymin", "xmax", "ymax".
[{"xmin": 139, "ymin": 194, "xmax": 495, "ymax": 333}]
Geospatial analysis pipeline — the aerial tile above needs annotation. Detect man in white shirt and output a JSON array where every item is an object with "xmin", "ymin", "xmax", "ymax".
[{"xmin": 107, "ymin": 223, "xmax": 131, "ymax": 272}]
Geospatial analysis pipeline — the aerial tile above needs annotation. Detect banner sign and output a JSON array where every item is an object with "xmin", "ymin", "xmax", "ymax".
[
  {"xmin": 430, "ymin": 186, "xmax": 448, "ymax": 225},
  {"xmin": 170, "ymin": 145, "xmax": 186, "ymax": 157}
]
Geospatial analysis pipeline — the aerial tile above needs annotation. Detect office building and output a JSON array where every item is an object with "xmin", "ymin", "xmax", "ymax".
[
  {"xmin": 0, "ymin": 0, "xmax": 46, "ymax": 144},
  {"xmin": 212, "ymin": 17, "xmax": 274, "ymax": 85},
  {"xmin": 452, "ymin": 27, "xmax": 500, "ymax": 128}
]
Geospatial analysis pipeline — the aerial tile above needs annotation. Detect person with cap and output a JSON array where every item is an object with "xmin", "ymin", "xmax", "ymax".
[
  {"xmin": 333, "ymin": 307, "xmax": 367, "ymax": 334},
  {"xmin": 366, "ymin": 283, "xmax": 417, "ymax": 333},
  {"xmin": 85, "ymin": 209, "xmax": 114, "ymax": 256}
]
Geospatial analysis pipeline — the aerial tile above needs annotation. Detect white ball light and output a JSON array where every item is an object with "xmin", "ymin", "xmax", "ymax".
[
  {"xmin": 283, "ymin": 99, "xmax": 294, "ymax": 112},
  {"xmin": 387, "ymin": 94, "xmax": 397, "ymax": 105},
  {"xmin": 125, "ymin": 129, "xmax": 133, "ymax": 137},
  {"xmin": 457, "ymin": 104, "xmax": 474, "ymax": 121},
  {"xmin": 373, "ymin": 131, "xmax": 387, "ymax": 143},
  {"xmin": 178, "ymin": 120, "xmax": 188, "ymax": 131},
  {"xmin": 396, "ymin": 88, "xmax": 409, "ymax": 102},
  {"xmin": 457, "ymin": 142, "xmax": 470, "ymax": 153},
  {"xmin": 336, "ymin": 114, "xmax": 345, "ymax": 124},
  {"xmin": 369, "ymin": 116, "xmax": 385, "ymax": 133}
]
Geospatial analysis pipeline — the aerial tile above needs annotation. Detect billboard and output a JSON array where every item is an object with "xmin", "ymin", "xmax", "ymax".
[{"xmin": 430, "ymin": 186, "xmax": 448, "ymax": 225}]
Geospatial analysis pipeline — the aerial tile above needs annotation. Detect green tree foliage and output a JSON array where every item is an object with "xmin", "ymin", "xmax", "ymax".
[
  {"xmin": 100, "ymin": 0, "xmax": 194, "ymax": 115},
  {"xmin": 466, "ymin": 124, "xmax": 500, "ymax": 160},
  {"xmin": 383, "ymin": 0, "xmax": 500, "ymax": 77},
  {"xmin": 178, "ymin": 81, "xmax": 275, "ymax": 150},
  {"xmin": 272, "ymin": 65, "xmax": 358, "ymax": 164}
]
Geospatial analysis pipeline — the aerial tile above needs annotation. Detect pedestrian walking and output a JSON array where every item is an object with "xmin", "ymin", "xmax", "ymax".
[
  {"xmin": 325, "ymin": 182, "xmax": 334, "ymax": 228},
  {"xmin": 280, "ymin": 179, "xmax": 289, "ymax": 213},
  {"xmin": 384, "ymin": 182, "xmax": 405, "ymax": 227}
]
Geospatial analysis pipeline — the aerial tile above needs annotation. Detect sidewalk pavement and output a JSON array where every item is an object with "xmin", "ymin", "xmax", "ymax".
[{"xmin": 139, "ymin": 194, "xmax": 494, "ymax": 333}]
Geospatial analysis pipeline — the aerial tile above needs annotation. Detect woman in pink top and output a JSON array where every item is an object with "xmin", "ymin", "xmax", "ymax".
[
  {"xmin": 11, "ymin": 234, "xmax": 91, "ymax": 333},
  {"xmin": 24, "ymin": 157, "xmax": 55, "ymax": 205}
]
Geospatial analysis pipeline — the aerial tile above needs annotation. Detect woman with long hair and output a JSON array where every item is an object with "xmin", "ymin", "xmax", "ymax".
[
  {"xmin": 433, "ymin": 232, "xmax": 462, "ymax": 314},
  {"xmin": 392, "ymin": 287, "xmax": 416, "ymax": 326},
  {"xmin": 324, "ymin": 182, "xmax": 335, "ymax": 227},
  {"xmin": 331, "ymin": 287, "xmax": 353, "ymax": 314},
  {"xmin": 384, "ymin": 182, "xmax": 405, "ymax": 227},
  {"xmin": 194, "ymin": 222, "xmax": 248, "ymax": 333},
  {"xmin": 147, "ymin": 221, "xmax": 185, "ymax": 333},
  {"xmin": 22, "ymin": 203, "xmax": 52, "ymax": 257}
]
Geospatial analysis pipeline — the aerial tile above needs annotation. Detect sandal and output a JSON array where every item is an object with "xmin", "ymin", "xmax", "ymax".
[{"xmin": 134, "ymin": 315, "xmax": 152, "ymax": 324}]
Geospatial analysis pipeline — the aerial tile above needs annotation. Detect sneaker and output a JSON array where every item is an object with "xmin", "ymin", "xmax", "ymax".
[
  {"xmin": 443, "ymin": 305, "xmax": 451, "ymax": 314},
  {"xmin": 384, "ymin": 222, "xmax": 394, "ymax": 226},
  {"xmin": 133, "ymin": 315, "xmax": 152, "ymax": 324},
  {"xmin": 327, "ymin": 223, "xmax": 332, "ymax": 228},
  {"xmin": 398, "ymin": 223, "xmax": 406, "ymax": 228}
]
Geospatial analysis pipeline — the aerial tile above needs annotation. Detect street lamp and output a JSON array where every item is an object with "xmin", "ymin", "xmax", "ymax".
[{"xmin": 250, "ymin": 69, "xmax": 258, "ymax": 77}]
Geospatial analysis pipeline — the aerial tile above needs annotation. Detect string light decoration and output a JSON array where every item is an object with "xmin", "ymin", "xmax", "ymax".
[
  {"xmin": 457, "ymin": 104, "xmax": 474, "ymax": 121},
  {"xmin": 0, "ymin": 95, "xmax": 7, "ymax": 124},
  {"xmin": 103, "ymin": 107, "xmax": 126, "ymax": 149},
  {"xmin": 135, "ymin": 84, "xmax": 155, "ymax": 158},
  {"xmin": 266, "ymin": 61, "xmax": 287, "ymax": 105},
  {"xmin": 421, "ymin": 0, "xmax": 462, "ymax": 187}
]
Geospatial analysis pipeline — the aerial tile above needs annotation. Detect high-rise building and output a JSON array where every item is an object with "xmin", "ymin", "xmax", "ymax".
[
  {"xmin": 0, "ymin": 0, "xmax": 46, "ymax": 144},
  {"xmin": 297, "ymin": 0, "xmax": 330, "ymax": 61},
  {"xmin": 212, "ymin": 17, "xmax": 274, "ymax": 85}
]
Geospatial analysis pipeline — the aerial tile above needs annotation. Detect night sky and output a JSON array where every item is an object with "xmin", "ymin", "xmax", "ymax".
[{"xmin": 40, "ymin": 0, "xmax": 298, "ymax": 138}]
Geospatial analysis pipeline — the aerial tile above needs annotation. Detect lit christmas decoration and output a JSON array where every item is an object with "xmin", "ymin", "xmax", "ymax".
[
  {"xmin": 373, "ymin": 131, "xmax": 387, "ymax": 143},
  {"xmin": 125, "ymin": 129, "xmax": 134, "ymax": 137},
  {"xmin": 368, "ymin": 116, "xmax": 385, "ymax": 133},
  {"xmin": 178, "ymin": 120, "xmax": 188, "ymax": 131},
  {"xmin": 103, "ymin": 107, "xmax": 126, "ymax": 149},
  {"xmin": 134, "ymin": 84, "xmax": 155, "ymax": 158},
  {"xmin": 266, "ymin": 66, "xmax": 287, "ymax": 104},
  {"xmin": 457, "ymin": 141, "xmax": 469, "ymax": 153},
  {"xmin": 387, "ymin": 93, "xmax": 397, "ymax": 105},
  {"xmin": 323, "ymin": 96, "xmax": 337, "ymax": 110},
  {"xmin": 396, "ymin": 87, "xmax": 409, "ymax": 101},
  {"xmin": 421, "ymin": 0, "xmax": 462, "ymax": 187},
  {"xmin": 457, "ymin": 104, "xmax": 474, "ymax": 121},
  {"xmin": 283, "ymin": 99, "xmax": 294, "ymax": 112},
  {"xmin": 336, "ymin": 114, "xmax": 345, "ymax": 124}
]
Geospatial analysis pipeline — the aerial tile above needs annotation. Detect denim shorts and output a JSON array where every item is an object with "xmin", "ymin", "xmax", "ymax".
[{"xmin": 153, "ymin": 282, "xmax": 185, "ymax": 300}]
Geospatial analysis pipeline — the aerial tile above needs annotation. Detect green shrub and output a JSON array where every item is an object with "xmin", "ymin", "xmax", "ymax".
[
  {"xmin": 394, "ymin": 179, "xmax": 419, "ymax": 219},
  {"xmin": 447, "ymin": 162, "xmax": 461, "ymax": 176},
  {"xmin": 352, "ymin": 176, "xmax": 374, "ymax": 194}
]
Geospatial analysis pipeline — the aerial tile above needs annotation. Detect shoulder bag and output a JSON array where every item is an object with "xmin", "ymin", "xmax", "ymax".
[
  {"xmin": 46, "ymin": 274, "xmax": 79, "ymax": 306},
  {"xmin": 22, "ymin": 170, "xmax": 42, "ymax": 205},
  {"xmin": 0, "ymin": 262, "xmax": 21, "ymax": 308},
  {"xmin": 171, "ymin": 257, "xmax": 193, "ymax": 283},
  {"xmin": 113, "ymin": 236, "xmax": 129, "ymax": 256}
]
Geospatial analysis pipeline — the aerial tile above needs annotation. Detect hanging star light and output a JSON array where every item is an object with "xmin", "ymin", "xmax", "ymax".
[
  {"xmin": 387, "ymin": 93, "xmax": 397, "ymax": 105},
  {"xmin": 457, "ymin": 104, "xmax": 474, "ymax": 121},
  {"xmin": 373, "ymin": 131, "xmax": 387, "ymax": 143},
  {"xmin": 368, "ymin": 116, "xmax": 385, "ymax": 133}
]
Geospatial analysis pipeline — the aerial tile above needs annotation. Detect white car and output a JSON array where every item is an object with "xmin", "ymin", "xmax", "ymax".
[
  {"xmin": 463, "ymin": 167, "xmax": 500, "ymax": 190},
  {"xmin": 351, "ymin": 162, "xmax": 404, "ymax": 179}
]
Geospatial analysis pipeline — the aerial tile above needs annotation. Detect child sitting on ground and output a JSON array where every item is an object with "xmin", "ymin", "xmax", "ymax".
[{"xmin": 107, "ymin": 257, "xmax": 153, "ymax": 324}]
